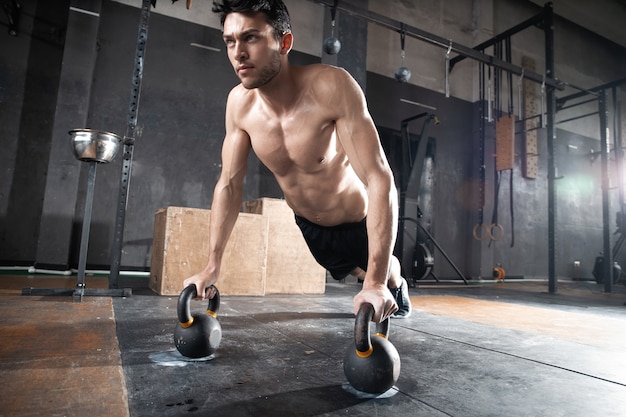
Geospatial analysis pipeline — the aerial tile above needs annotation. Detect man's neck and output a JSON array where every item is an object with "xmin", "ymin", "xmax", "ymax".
[{"xmin": 255, "ymin": 64, "xmax": 300, "ymax": 116}]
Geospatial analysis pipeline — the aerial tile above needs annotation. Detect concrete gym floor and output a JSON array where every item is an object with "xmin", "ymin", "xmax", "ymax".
[{"xmin": 1, "ymin": 274, "xmax": 625, "ymax": 417}]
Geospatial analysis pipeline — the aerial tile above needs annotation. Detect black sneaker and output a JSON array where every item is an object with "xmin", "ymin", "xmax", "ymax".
[{"xmin": 390, "ymin": 277, "xmax": 412, "ymax": 319}]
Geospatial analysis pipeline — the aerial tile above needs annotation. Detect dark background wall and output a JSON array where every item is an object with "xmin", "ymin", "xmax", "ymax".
[
  {"xmin": 1, "ymin": 0, "xmax": 70, "ymax": 265},
  {"xmin": 1, "ymin": 0, "xmax": 624, "ymax": 284}
]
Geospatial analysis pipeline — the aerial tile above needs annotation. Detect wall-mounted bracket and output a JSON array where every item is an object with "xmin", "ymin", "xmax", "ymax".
[{"xmin": 2, "ymin": 0, "xmax": 20, "ymax": 36}]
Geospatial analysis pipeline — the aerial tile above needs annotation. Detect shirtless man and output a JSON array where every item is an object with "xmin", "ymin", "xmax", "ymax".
[{"xmin": 184, "ymin": 0, "xmax": 411, "ymax": 322}]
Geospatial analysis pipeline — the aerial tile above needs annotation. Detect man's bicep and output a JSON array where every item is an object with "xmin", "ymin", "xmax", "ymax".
[
  {"xmin": 219, "ymin": 127, "xmax": 252, "ymax": 184},
  {"xmin": 334, "ymin": 78, "xmax": 389, "ymax": 184}
]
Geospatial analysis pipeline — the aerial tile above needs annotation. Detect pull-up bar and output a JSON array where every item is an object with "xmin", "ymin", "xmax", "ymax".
[
  {"xmin": 557, "ymin": 77, "xmax": 626, "ymax": 107},
  {"xmin": 309, "ymin": 0, "xmax": 565, "ymax": 90},
  {"xmin": 448, "ymin": 10, "xmax": 546, "ymax": 70}
]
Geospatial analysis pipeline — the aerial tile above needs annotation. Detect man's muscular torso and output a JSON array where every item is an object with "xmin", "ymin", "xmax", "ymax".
[{"xmin": 231, "ymin": 64, "xmax": 368, "ymax": 226}]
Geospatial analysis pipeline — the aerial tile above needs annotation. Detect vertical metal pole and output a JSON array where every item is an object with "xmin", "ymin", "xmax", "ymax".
[
  {"xmin": 75, "ymin": 161, "xmax": 98, "ymax": 300},
  {"xmin": 599, "ymin": 91, "xmax": 613, "ymax": 293},
  {"xmin": 479, "ymin": 63, "xmax": 486, "ymax": 234},
  {"xmin": 544, "ymin": 3, "xmax": 557, "ymax": 294},
  {"xmin": 613, "ymin": 88, "xmax": 624, "ymax": 220},
  {"xmin": 109, "ymin": 0, "xmax": 151, "ymax": 288}
]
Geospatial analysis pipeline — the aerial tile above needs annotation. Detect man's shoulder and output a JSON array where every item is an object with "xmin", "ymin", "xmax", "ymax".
[
  {"xmin": 224, "ymin": 85, "xmax": 257, "ymax": 127},
  {"xmin": 296, "ymin": 64, "xmax": 354, "ymax": 99},
  {"xmin": 227, "ymin": 83, "xmax": 251, "ymax": 101},
  {"xmin": 226, "ymin": 84, "xmax": 257, "ymax": 112},
  {"xmin": 300, "ymin": 65, "xmax": 359, "ymax": 105},
  {"xmin": 297, "ymin": 63, "xmax": 349, "ymax": 79}
]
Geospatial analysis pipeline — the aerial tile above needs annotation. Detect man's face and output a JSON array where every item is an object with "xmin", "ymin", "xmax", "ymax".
[{"xmin": 223, "ymin": 12, "xmax": 283, "ymax": 89}]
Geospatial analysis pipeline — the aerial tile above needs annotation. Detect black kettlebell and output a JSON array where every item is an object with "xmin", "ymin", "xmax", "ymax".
[
  {"xmin": 174, "ymin": 284, "xmax": 222, "ymax": 358},
  {"xmin": 343, "ymin": 303, "xmax": 401, "ymax": 394}
]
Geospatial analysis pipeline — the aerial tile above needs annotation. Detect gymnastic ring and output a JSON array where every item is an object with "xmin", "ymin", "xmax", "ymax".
[
  {"xmin": 488, "ymin": 223, "xmax": 504, "ymax": 241},
  {"xmin": 472, "ymin": 223, "xmax": 489, "ymax": 241}
]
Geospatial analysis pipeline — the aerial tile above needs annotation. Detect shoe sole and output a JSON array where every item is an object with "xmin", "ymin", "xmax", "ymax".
[{"xmin": 394, "ymin": 278, "xmax": 412, "ymax": 319}]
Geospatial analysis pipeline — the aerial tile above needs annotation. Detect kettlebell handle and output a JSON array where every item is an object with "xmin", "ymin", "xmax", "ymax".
[
  {"xmin": 354, "ymin": 303, "xmax": 391, "ymax": 358},
  {"xmin": 177, "ymin": 284, "xmax": 220, "ymax": 328}
]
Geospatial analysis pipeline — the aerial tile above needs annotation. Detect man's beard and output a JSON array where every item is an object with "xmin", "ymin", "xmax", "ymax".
[{"xmin": 241, "ymin": 51, "xmax": 281, "ymax": 89}]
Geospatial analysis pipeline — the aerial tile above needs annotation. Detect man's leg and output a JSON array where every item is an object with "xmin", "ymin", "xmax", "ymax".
[
  {"xmin": 387, "ymin": 256, "xmax": 411, "ymax": 318},
  {"xmin": 350, "ymin": 267, "xmax": 365, "ymax": 283}
]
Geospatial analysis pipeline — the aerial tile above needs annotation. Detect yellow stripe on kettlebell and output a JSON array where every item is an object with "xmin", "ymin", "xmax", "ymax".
[
  {"xmin": 374, "ymin": 333, "xmax": 387, "ymax": 339},
  {"xmin": 356, "ymin": 345, "xmax": 374, "ymax": 358},
  {"xmin": 180, "ymin": 317, "xmax": 194, "ymax": 328},
  {"xmin": 206, "ymin": 310, "xmax": 217, "ymax": 318}
]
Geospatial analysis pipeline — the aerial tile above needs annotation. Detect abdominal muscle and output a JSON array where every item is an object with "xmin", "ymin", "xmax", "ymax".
[{"xmin": 257, "ymin": 144, "xmax": 368, "ymax": 227}]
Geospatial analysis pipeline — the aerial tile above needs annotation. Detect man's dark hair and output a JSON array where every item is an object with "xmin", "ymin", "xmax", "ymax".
[{"xmin": 212, "ymin": 0, "xmax": 291, "ymax": 40}]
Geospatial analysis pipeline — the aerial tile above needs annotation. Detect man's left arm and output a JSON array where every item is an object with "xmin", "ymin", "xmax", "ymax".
[{"xmin": 331, "ymin": 67, "xmax": 399, "ymax": 323}]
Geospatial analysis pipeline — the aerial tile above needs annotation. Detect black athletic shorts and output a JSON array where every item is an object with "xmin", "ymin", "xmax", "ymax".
[{"xmin": 295, "ymin": 215, "xmax": 368, "ymax": 281}]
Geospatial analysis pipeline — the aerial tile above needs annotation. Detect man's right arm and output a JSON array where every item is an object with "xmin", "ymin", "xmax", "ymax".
[{"xmin": 183, "ymin": 89, "xmax": 252, "ymax": 299}]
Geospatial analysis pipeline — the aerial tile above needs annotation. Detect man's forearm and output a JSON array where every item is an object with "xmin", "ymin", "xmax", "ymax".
[
  {"xmin": 205, "ymin": 181, "xmax": 243, "ymax": 274},
  {"xmin": 364, "ymin": 174, "xmax": 398, "ymax": 286}
]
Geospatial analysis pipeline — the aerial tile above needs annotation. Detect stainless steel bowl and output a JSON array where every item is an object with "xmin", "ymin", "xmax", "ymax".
[{"xmin": 69, "ymin": 129, "xmax": 122, "ymax": 163}]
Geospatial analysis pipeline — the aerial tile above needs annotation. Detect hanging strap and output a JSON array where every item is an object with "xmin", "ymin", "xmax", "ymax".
[
  {"xmin": 445, "ymin": 41, "xmax": 452, "ymax": 98},
  {"xmin": 509, "ymin": 168, "xmax": 515, "ymax": 247},
  {"xmin": 488, "ymin": 170, "xmax": 501, "ymax": 247},
  {"xmin": 506, "ymin": 37, "xmax": 514, "ymax": 116},
  {"xmin": 329, "ymin": 0, "xmax": 338, "ymax": 36},
  {"xmin": 505, "ymin": 38, "xmax": 515, "ymax": 248},
  {"xmin": 399, "ymin": 23, "xmax": 406, "ymax": 65}
]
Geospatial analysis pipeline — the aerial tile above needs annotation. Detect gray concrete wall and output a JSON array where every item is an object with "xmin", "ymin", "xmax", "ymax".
[
  {"xmin": 0, "ymin": 0, "xmax": 70, "ymax": 265},
  {"xmin": 1, "ymin": 0, "xmax": 625, "ymax": 284}
]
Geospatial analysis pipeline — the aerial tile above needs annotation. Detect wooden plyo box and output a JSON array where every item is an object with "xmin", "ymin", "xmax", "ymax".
[
  {"xmin": 242, "ymin": 198, "xmax": 326, "ymax": 295},
  {"xmin": 150, "ymin": 206, "xmax": 268, "ymax": 296}
]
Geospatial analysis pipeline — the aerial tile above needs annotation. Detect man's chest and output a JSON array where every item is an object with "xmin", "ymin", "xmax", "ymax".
[{"xmin": 244, "ymin": 113, "xmax": 339, "ymax": 174}]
